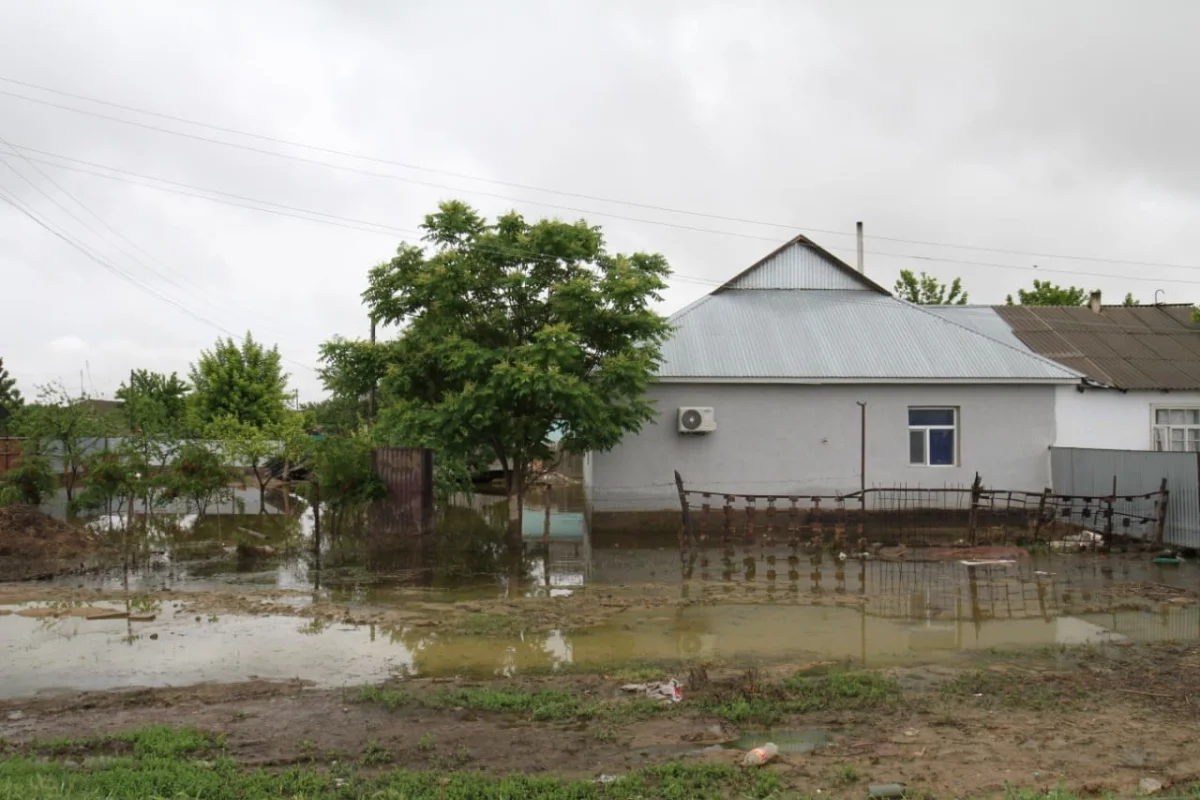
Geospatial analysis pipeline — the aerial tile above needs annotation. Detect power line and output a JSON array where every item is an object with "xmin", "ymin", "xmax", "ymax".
[
  {"xmin": 0, "ymin": 185, "xmax": 317, "ymax": 373},
  {"xmin": 3, "ymin": 75, "xmax": 1199, "ymax": 273}
]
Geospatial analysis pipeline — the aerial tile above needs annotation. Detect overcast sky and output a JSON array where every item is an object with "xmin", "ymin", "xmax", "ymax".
[{"xmin": 2, "ymin": 0, "xmax": 1199, "ymax": 402}]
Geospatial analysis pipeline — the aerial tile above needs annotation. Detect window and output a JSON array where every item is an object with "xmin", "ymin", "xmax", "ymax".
[
  {"xmin": 908, "ymin": 407, "xmax": 957, "ymax": 466},
  {"xmin": 1153, "ymin": 408, "xmax": 1200, "ymax": 452}
]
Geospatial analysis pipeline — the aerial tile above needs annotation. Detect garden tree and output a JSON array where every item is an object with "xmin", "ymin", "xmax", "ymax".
[
  {"xmin": 893, "ymin": 270, "xmax": 968, "ymax": 304},
  {"xmin": 15, "ymin": 383, "xmax": 117, "ymax": 505},
  {"xmin": 301, "ymin": 395, "xmax": 365, "ymax": 435},
  {"xmin": 320, "ymin": 200, "xmax": 672, "ymax": 548},
  {"xmin": 164, "ymin": 442, "xmax": 236, "ymax": 516},
  {"xmin": 1005, "ymin": 280, "xmax": 1093, "ymax": 306},
  {"xmin": 115, "ymin": 369, "xmax": 189, "ymax": 434},
  {"xmin": 272, "ymin": 412, "xmax": 312, "ymax": 513},
  {"xmin": 207, "ymin": 416, "xmax": 278, "ymax": 513},
  {"xmin": 1123, "ymin": 293, "xmax": 1138, "ymax": 306},
  {"xmin": 0, "ymin": 357, "xmax": 22, "ymax": 435},
  {"xmin": 189, "ymin": 333, "xmax": 290, "ymax": 428}
]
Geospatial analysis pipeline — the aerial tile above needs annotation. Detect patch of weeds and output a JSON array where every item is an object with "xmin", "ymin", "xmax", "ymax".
[
  {"xmin": 782, "ymin": 669, "xmax": 899, "ymax": 712},
  {"xmin": 454, "ymin": 747, "xmax": 473, "ymax": 764},
  {"xmin": 457, "ymin": 612, "xmax": 524, "ymax": 636},
  {"xmin": 353, "ymin": 685, "xmax": 409, "ymax": 711},
  {"xmin": 583, "ymin": 698, "xmax": 668, "ymax": 725},
  {"xmin": 360, "ymin": 739, "xmax": 392, "ymax": 766},
  {"xmin": 297, "ymin": 739, "xmax": 317, "ymax": 762},
  {"xmin": 30, "ymin": 725, "xmax": 213, "ymax": 759},
  {"xmin": 834, "ymin": 763, "xmax": 860, "ymax": 785},
  {"xmin": 416, "ymin": 733, "xmax": 436, "ymax": 752},
  {"xmin": 943, "ymin": 670, "xmax": 1067, "ymax": 710},
  {"xmin": 706, "ymin": 695, "xmax": 788, "ymax": 726},
  {"xmin": 592, "ymin": 727, "xmax": 618, "ymax": 743},
  {"xmin": 428, "ymin": 688, "xmax": 578, "ymax": 720}
]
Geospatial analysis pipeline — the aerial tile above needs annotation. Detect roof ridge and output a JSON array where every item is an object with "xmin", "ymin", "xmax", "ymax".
[{"xmin": 901, "ymin": 299, "xmax": 1083, "ymax": 380}]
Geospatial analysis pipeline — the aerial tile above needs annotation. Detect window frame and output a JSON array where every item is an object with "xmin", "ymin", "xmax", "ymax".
[
  {"xmin": 908, "ymin": 406, "xmax": 959, "ymax": 468},
  {"xmin": 1151, "ymin": 406, "xmax": 1200, "ymax": 452}
]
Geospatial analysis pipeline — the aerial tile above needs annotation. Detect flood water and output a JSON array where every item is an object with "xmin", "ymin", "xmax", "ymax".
[{"xmin": 5, "ymin": 485, "xmax": 1200, "ymax": 698}]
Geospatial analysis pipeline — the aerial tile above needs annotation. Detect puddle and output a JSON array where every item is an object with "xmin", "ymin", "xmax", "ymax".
[
  {"xmin": 724, "ymin": 728, "xmax": 836, "ymax": 755},
  {"xmin": 5, "ymin": 598, "xmax": 1199, "ymax": 698}
]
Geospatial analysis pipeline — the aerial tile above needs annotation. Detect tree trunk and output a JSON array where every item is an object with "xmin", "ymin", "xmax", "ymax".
[{"xmin": 507, "ymin": 460, "xmax": 525, "ymax": 552}]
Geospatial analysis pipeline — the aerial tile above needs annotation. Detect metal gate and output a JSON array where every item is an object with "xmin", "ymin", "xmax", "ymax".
[
  {"xmin": 1051, "ymin": 447, "xmax": 1200, "ymax": 549},
  {"xmin": 369, "ymin": 447, "xmax": 434, "ymax": 537}
]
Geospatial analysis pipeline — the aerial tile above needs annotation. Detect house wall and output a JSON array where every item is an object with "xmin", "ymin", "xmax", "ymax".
[
  {"xmin": 1054, "ymin": 385, "xmax": 1200, "ymax": 450},
  {"xmin": 589, "ymin": 383, "xmax": 1058, "ymax": 512}
]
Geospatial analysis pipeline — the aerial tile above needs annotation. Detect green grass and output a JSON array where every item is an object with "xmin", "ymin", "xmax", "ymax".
[
  {"xmin": 0, "ymin": 748, "xmax": 784, "ymax": 800},
  {"xmin": 353, "ymin": 685, "xmax": 409, "ymax": 711},
  {"xmin": 356, "ymin": 685, "xmax": 671, "ymax": 725},
  {"xmin": 456, "ymin": 612, "xmax": 525, "ymax": 636},
  {"xmin": 28, "ymin": 726, "xmax": 215, "ymax": 759},
  {"xmin": 702, "ymin": 669, "xmax": 899, "ymax": 725}
]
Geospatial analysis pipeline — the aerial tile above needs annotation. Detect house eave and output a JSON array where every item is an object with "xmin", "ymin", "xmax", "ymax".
[{"xmin": 655, "ymin": 376, "xmax": 1080, "ymax": 386}]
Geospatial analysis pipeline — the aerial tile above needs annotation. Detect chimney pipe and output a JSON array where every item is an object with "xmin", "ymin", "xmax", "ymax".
[
  {"xmin": 856, "ymin": 221, "xmax": 864, "ymax": 273},
  {"xmin": 1089, "ymin": 290, "xmax": 1102, "ymax": 314}
]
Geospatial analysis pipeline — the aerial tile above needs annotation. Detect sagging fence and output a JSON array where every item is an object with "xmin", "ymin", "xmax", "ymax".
[{"xmin": 674, "ymin": 470, "xmax": 1170, "ymax": 550}]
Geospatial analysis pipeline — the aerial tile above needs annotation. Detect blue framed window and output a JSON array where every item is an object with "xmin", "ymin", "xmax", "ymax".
[{"xmin": 908, "ymin": 407, "xmax": 957, "ymax": 466}]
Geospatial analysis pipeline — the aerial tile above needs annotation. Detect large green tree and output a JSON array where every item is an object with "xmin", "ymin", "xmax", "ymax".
[
  {"xmin": 189, "ymin": 334, "xmax": 289, "ymax": 428},
  {"xmin": 0, "ymin": 357, "xmax": 22, "ymax": 434},
  {"xmin": 320, "ymin": 200, "xmax": 672, "ymax": 546},
  {"xmin": 893, "ymin": 270, "xmax": 968, "ymax": 304},
  {"xmin": 15, "ymin": 383, "xmax": 116, "ymax": 505},
  {"xmin": 1005, "ymin": 280, "xmax": 1093, "ymax": 306},
  {"xmin": 116, "ymin": 369, "xmax": 190, "ymax": 434}
]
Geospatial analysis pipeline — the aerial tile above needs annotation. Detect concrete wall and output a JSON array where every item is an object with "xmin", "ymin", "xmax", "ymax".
[
  {"xmin": 1055, "ymin": 385, "xmax": 1200, "ymax": 450},
  {"xmin": 589, "ymin": 383, "xmax": 1058, "ymax": 512}
]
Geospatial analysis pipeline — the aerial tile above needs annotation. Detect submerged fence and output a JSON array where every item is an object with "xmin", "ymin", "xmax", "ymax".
[{"xmin": 674, "ymin": 469, "xmax": 1169, "ymax": 549}]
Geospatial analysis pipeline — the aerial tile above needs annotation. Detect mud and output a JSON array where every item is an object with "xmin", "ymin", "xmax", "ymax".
[
  {"xmin": 2, "ymin": 646, "xmax": 1199, "ymax": 798},
  {"xmin": 0, "ymin": 505, "xmax": 108, "ymax": 581}
]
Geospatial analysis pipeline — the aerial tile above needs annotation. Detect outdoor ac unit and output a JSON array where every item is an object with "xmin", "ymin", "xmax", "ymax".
[{"xmin": 678, "ymin": 406, "xmax": 716, "ymax": 434}]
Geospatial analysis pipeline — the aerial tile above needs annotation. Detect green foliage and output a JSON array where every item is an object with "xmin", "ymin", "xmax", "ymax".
[
  {"xmin": 189, "ymin": 333, "xmax": 290, "ymax": 428},
  {"xmin": 0, "ymin": 456, "xmax": 53, "ymax": 505},
  {"xmin": 1005, "ymin": 280, "xmax": 1093, "ymax": 306},
  {"xmin": 301, "ymin": 395, "xmax": 365, "ymax": 435},
  {"xmin": 704, "ymin": 669, "xmax": 899, "ymax": 725},
  {"xmin": 306, "ymin": 432, "xmax": 385, "ymax": 512},
  {"xmin": 0, "ymin": 357, "xmax": 22, "ymax": 435},
  {"xmin": 320, "ymin": 201, "xmax": 672, "ymax": 507},
  {"xmin": 12, "ymin": 383, "xmax": 117, "ymax": 504},
  {"xmin": 115, "ymin": 369, "xmax": 189, "ymax": 435},
  {"xmin": 893, "ymin": 270, "xmax": 968, "ymax": 304},
  {"xmin": 206, "ymin": 415, "xmax": 277, "ymax": 510},
  {"xmin": 70, "ymin": 449, "xmax": 144, "ymax": 517},
  {"xmin": 0, "ymin": 751, "xmax": 784, "ymax": 799},
  {"xmin": 1124, "ymin": 292, "xmax": 1138, "ymax": 306},
  {"xmin": 163, "ymin": 442, "xmax": 235, "ymax": 516}
]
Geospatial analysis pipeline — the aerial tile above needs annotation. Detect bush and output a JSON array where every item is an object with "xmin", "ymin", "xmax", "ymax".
[
  {"xmin": 164, "ymin": 443, "xmax": 236, "ymax": 515},
  {"xmin": 0, "ymin": 456, "xmax": 54, "ymax": 505}
]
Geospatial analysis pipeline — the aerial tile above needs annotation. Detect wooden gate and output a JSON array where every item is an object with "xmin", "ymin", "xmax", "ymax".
[
  {"xmin": 369, "ymin": 447, "xmax": 434, "ymax": 537},
  {"xmin": 0, "ymin": 438, "xmax": 22, "ymax": 475}
]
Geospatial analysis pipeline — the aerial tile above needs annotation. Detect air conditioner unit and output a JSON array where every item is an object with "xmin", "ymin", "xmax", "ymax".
[{"xmin": 678, "ymin": 406, "xmax": 716, "ymax": 434}]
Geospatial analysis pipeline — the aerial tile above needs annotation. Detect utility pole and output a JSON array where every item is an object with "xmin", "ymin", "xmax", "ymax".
[{"xmin": 367, "ymin": 315, "xmax": 377, "ymax": 423}]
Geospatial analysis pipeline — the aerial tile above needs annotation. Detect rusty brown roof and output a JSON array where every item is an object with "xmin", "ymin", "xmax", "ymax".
[{"xmin": 992, "ymin": 304, "xmax": 1200, "ymax": 390}]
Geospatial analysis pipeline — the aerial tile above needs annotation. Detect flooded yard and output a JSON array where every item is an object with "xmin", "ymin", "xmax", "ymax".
[{"xmin": 4, "ymin": 492, "xmax": 1200, "ymax": 798}]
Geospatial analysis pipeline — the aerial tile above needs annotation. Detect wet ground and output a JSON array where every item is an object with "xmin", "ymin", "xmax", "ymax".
[{"xmin": 5, "ymin": 493, "xmax": 1200, "ymax": 796}]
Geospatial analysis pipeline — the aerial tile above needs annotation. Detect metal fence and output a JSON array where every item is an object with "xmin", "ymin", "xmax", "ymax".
[
  {"xmin": 0, "ymin": 438, "xmax": 21, "ymax": 474},
  {"xmin": 1051, "ymin": 447, "xmax": 1199, "ymax": 549},
  {"xmin": 368, "ymin": 447, "xmax": 434, "ymax": 538}
]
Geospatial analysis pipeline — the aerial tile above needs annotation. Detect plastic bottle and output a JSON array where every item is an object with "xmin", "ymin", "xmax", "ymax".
[{"xmin": 741, "ymin": 743, "xmax": 778, "ymax": 766}]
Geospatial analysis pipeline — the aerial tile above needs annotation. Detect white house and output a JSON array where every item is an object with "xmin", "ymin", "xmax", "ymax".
[
  {"xmin": 931, "ymin": 299, "xmax": 1200, "ymax": 453},
  {"xmin": 584, "ymin": 236, "xmax": 1081, "ymax": 526}
]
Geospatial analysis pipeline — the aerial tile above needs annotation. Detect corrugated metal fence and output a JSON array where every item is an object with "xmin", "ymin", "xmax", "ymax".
[
  {"xmin": 369, "ymin": 447, "xmax": 434, "ymax": 538},
  {"xmin": 1051, "ymin": 447, "xmax": 1199, "ymax": 549},
  {"xmin": 0, "ymin": 438, "xmax": 22, "ymax": 474}
]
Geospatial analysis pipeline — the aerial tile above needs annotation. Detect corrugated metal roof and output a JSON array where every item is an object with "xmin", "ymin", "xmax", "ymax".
[
  {"xmin": 994, "ymin": 304, "xmax": 1200, "ymax": 390},
  {"xmin": 659, "ymin": 291, "xmax": 1079, "ymax": 382},
  {"xmin": 723, "ymin": 241, "xmax": 872, "ymax": 291},
  {"xmin": 714, "ymin": 235, "xmax": 891, "ymax": 294},
  {"xmin": 918, "ymin": 306, "xmax": 1030, "ymax": 351}
]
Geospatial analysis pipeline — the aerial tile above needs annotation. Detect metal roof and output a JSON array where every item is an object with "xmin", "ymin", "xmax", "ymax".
[
  {"xmin": 919, "ymin": 306, "xmax": 1029, "ymax": 351},
  {"xmin": 720, "ymin": 237, "xmax": 883, "ymax": 292},
  {"xmin": 993, "ymin": 304, "xmax": 1200, "ymax": 390},
  {"xmin": 659, "ymin": 290, "xmax": 1080, "ymax": 383}
]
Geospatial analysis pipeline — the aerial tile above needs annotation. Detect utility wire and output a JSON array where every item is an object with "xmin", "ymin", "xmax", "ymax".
[
  {"xmin": 0, "ymin": 183, "xmax": 317, "ymax": 373},
  {"xmin": 10, "ymin": 144, "xmax": 1200, "ymax": 292},
  {"xmin": 3, "ymin": 75, "xmax": 1199, "ymax": 273}
]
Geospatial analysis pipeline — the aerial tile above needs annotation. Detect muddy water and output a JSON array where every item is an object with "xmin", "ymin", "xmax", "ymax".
[{"xmin": 4, "ymin": 596, "xmax": 1199, "ymax": 699}]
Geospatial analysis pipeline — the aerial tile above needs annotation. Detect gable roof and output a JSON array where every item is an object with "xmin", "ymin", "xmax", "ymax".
[
  {"xmin": 715, "ymin": 235, "xmax": 891, "ymax": 294},
  {"xmin": 993, "ymin": 304, "xmax": 1200, "ymax": 390},
  {"xmin": 659, "ymin": 289, "xmax": 1081, "ymax": 383}
]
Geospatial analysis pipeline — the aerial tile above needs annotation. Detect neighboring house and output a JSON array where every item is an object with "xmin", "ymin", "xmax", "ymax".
[
  {"xmin": 585, "ymin": 236, "xmax": 1080, "ymax": 522},
  {"xmin": 934, "ymin": 298, "xmax": 1200, "ymax": 452}
]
